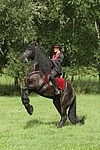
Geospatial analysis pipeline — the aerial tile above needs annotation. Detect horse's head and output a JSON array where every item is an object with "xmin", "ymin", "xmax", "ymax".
[
  {"xmin": 20, "ymin": 41, "xmax": 37, "ymax": 62},
  {"xmin": 21, "ymin": 41, "xmax": 51, "ymax": 76}
]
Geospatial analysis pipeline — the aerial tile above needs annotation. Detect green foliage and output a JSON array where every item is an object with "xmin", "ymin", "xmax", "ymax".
[
  {"xmin": 0, "ymin": 0, "xmax": 100, "ymax": 78},
  {"xmin": 0, "ymin": 0, "xmax": 36, "ymax": 44},
  {"xmin": 0, "ymin": 0, "xmax": 36, "ymax": 70},
  {"xmin": 4, "ymin": 50, "xmax": 29, "ymax": 79},
  {"xmin": 63, "ymin": 66, "xmax": 99, "ymax": 77}
]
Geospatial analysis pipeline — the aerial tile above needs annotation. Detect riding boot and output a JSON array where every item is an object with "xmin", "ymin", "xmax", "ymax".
[
  {"xmin": 55, "ymin": 87, "xmax": 60, "ymax": 95},
  {"xmin": 49, "ymin": 75, "xmax": 60, "ymax": 95}
]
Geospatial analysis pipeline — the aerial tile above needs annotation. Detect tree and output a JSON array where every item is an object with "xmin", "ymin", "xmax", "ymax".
[
  {"xmin": 1, "ymin": 0, "xmax": 100, "ymax": 84},
  {"xmin": 0, "ymin": 0, "xmax": 37, "ymax": 85},
  {"xmin": 0, "ymin": 0, "xmax": 36, "ymax": 70}
]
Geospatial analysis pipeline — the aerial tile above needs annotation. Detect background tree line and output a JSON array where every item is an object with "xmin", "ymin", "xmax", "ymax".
[{"xmin": 0, "ymin": 0, "xmax": 100, "ymax": 86}]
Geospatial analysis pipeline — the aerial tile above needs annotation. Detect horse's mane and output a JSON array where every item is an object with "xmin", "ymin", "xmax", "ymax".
[{"xmin": 34, "ymin": 45, "xmax": 51, "ymax": 76}]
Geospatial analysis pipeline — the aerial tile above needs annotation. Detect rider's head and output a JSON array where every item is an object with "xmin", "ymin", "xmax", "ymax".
[{"xmin": 53, "ymin": 44, "xmax": 61, "ymax": 53}]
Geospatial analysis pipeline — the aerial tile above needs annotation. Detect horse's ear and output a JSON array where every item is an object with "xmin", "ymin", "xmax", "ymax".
[
  {"xmin": 35, "ymin": 42, "xmax": 39, "ymax": 46},
  {"xmin": 35, "ymin": 42, "xmax": 40, "ymax": 48},
  {"xmin": 35, "ymin": 38, "xmax": 40, "ymax": 46}
]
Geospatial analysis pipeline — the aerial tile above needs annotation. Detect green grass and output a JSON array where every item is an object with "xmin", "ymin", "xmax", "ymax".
[{"xmin": 0, "ymin": 95, "xmax": 100, "ymax": 150}]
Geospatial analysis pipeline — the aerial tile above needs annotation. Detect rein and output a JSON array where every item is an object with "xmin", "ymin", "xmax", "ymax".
[
  {"xmin": 27, "ymin": 69, "xmax": 48, "ymax": 94},
  {"xmin": 37, "ymin": 83, "xmax": 48, "ymax": 94},
  {"xmin": 28, "ymin": 70, "xmax": 39, "ymax": 75}
]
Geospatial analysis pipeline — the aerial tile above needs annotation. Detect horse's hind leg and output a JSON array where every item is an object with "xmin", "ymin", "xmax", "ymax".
[
  {"xmin": 53, "ymin": 98, "xmax": 61, "ymax": 115},
  {"xmin": 53, "ymin": 97, "xmax": 67, "ymax": 128},
  {"xmin": 21, "ymin": 87, "xmax": 33, "ymax": 115},
  {"xmin": 57, "ymin": 107, "xmax": 67, "ymax": 128}
]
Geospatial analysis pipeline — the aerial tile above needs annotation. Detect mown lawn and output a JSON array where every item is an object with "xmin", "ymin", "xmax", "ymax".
[{"xmin": 0, "ymin": 95, "xmax": 100, "ymax": 150}]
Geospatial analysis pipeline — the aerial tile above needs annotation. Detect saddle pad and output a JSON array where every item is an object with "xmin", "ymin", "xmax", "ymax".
[{"xmin": 56, "ymin": 77, "xmax": 65, "ymax": 91}]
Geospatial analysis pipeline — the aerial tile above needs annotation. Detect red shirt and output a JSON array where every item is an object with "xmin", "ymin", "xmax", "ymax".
[{"xmin": 52, "ymin": 52, "xmax": 61, "ymax": 60}]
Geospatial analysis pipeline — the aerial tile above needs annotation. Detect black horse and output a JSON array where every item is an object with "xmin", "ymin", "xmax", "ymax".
[{"xmin": 20, "ymin": 41, "xmax": 84, "ymax": 128}]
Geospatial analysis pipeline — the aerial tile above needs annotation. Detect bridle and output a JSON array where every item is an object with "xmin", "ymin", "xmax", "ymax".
[
  {"xmin": 23, "ymin": 48, "xmax": 34, "ymax": 62},
  {"xmin": 21, "ymin": 42, "xmax": 37, "ymax": 63}
]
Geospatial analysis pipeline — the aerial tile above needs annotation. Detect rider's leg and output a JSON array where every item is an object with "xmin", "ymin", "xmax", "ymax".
[{"xmin": 48, "ymin": 71, "xmax": 60, "ymax": 95}]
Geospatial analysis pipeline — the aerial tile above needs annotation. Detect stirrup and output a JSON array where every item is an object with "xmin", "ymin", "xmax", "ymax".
[{"xmin": 55, "ymin": 88, "xmax": 60, "ymax": 95}]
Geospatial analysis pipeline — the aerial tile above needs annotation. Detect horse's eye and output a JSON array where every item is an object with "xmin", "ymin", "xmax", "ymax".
[{"xmin": 29, "ymin": 47, "xmax": 32, "ymax": 50}]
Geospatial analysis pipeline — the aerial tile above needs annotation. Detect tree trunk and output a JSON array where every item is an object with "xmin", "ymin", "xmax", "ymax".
[
  {"xmin": 98, "ymin": 74, "xmax": 100, "ymax": 83},
  {"xmin": 14, "ymin": 76, "xmax": 19, "ymax": 89},
  {"xmin": 71, "ymin": 76, "xmax": 74, "ymax": 82}
]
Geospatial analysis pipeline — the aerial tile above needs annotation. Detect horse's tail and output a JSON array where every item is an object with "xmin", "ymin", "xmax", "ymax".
[{"xmin": 68, "ymin": 95, "xmax": 85, "ymax": 124}]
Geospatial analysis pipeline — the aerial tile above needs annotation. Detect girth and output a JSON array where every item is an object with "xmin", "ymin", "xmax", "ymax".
[{"xmin": 37, "ymin": 83, "xmax": 48, "ymax": 94}]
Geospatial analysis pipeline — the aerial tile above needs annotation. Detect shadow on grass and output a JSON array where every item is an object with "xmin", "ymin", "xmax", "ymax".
[
  {"xmin": 24, "ymin": 118, "xmax": 72, "ymax": 129},
  {"xmin": 24, "ymin": 119, "xmax": 58, "ymax": 129},
  {"xmin": 0, "ymin": 84, "xmax": 21, "ymax": 96},
  {"xmin": 0, "ymin": 84, "xmax": 37, "ymax": 96}
]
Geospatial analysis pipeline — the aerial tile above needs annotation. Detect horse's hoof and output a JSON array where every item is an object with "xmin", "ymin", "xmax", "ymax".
[
  {"xmin": 80, "ymin": 116, "xmax": 85, "ymax": 124},
  {"xmin": 26, "ymin": 105, "xmax": 34, "ymax": 115},
  {"xmin": 57, "ymin": 122, "xmax": 63, "ymax": 128}
]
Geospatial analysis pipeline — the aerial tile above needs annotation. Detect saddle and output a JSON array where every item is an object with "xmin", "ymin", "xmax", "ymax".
[
  {"xmin": 44, "ymin": 75, "xmax": 65, "ymax": 91},
  {"xmin": 55, "ymin": 77, "xmax": 65, "ymax": 91}
]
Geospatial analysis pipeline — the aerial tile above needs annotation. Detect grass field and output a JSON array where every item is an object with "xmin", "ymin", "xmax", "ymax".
[{"xmin": 0, "ymin": 95, "xmax": 100, "ymax": 150}]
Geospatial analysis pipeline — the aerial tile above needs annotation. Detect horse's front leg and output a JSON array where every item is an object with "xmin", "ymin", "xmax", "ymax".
[{"xmin": 21, "ymin": 86, "xmax": 33, "ymax": 115}]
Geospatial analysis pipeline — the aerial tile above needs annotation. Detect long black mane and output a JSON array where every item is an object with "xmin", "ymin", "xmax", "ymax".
[{"xmin": 32, "ymin": 44, "xmax": 51, "ymax": 76}]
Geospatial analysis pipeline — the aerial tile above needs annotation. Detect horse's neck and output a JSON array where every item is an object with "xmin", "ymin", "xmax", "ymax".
[
  {"xmin": 26, "ymin": 64, "xmax": 45, "ymax": 91},
  {"xmin": 29, "ymin": 61, "xmax": 39, "ymax": 72}
]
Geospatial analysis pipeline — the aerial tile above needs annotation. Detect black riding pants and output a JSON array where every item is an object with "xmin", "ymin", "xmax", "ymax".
[{"xmin": 48, "ymin": 70, "xmax": 58, "ymax": 88}]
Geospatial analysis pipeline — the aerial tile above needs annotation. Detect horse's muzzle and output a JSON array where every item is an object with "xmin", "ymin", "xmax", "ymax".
[{"xmin": 20, "ymin": 56, "xmax": 28, "ymax": 63}]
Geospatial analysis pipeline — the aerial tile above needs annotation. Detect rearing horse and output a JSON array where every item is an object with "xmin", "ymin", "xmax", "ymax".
[{"xmin": 20, "ymin": 41, "xmax": 84, "ymax": 128}]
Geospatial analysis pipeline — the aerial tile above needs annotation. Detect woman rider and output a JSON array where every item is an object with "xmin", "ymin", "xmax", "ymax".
[{"xmin": 49, "ymin": 44, "xmax": 64, "ymax": 95}]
